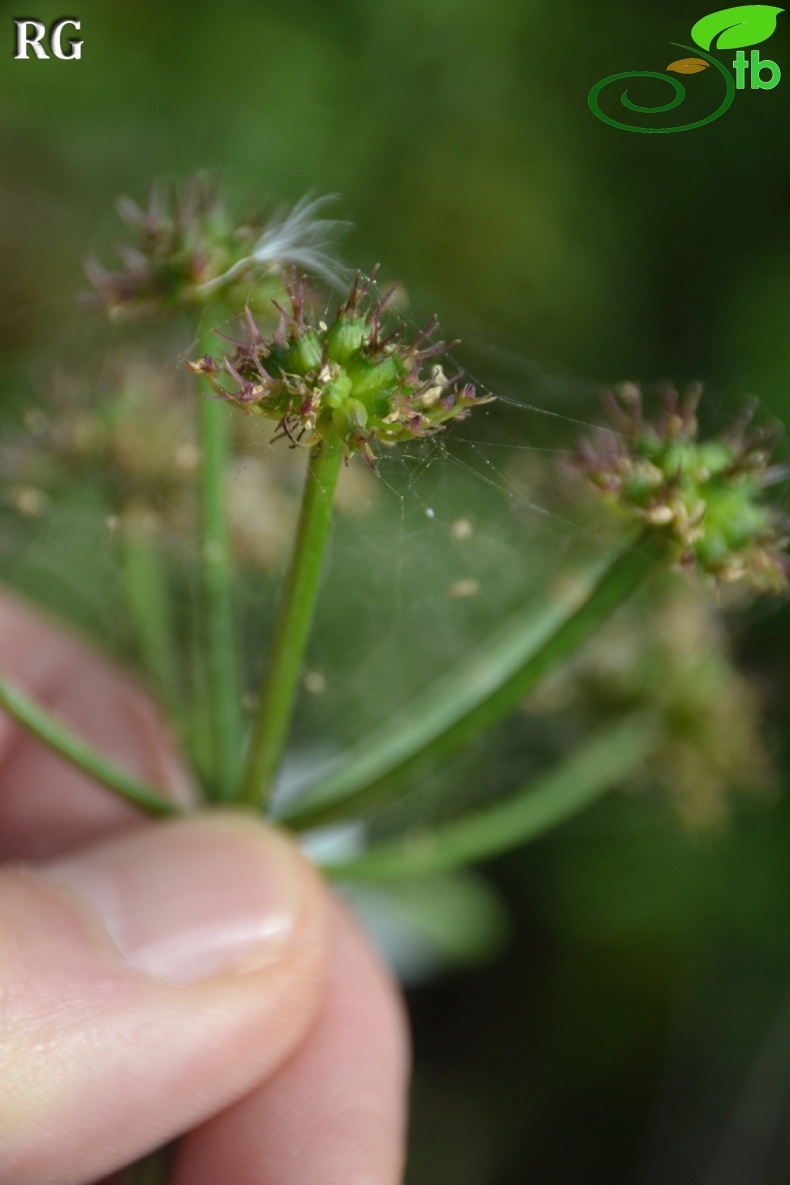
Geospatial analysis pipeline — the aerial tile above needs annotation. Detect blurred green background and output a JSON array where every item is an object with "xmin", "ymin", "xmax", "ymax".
[{"xmin": 3, "ymin": 0, "xmax": 790, "ymax": 1181}]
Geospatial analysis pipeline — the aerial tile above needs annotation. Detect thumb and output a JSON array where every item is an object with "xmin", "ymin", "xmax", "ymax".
[{"xmin": 0, "ymin": 813, "xmax": 331, "ymax": 1185}]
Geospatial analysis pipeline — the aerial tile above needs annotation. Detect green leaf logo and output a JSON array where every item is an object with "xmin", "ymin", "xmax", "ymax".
[{"xmin": 691, "ymin": 4, "xmax": 783, "ymax": 50}]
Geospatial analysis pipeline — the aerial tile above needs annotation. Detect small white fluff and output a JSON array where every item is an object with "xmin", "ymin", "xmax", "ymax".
[{"xmin": 197, "ymin": 192, "xmax": 351, "ymax": 295}]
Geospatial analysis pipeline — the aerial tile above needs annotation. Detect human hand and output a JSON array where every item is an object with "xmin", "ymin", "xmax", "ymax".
[{"xmin": 0, "ymin": 594, "xmax": 409, "ymax": 1185}]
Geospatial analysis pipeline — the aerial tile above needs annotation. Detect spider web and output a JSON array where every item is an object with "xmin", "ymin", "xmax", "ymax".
[{"xmin": 1, "ymin": 268, "xmax": 786, "ymax": 830}]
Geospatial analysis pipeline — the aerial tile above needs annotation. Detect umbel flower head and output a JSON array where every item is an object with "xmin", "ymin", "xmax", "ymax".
[
  {"xmin": 188, "ymin": 267, "xmax": 492, "ymax": 464},
  {"xmin": 84, "ymin": 174, "xmax": 348, "ymax": 321},
  {"xmin": 575, "ymin": 381, "xmax": 789, "ymax": 591}
]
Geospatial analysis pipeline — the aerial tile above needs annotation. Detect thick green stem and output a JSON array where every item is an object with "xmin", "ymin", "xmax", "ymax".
[
  {"xmin": 0, "ymin": 675, "xmax": 179, "ymax": 816},
  {"xmin": 198, "ymin": 356, "xmax": 243, "ymax": 801},
  {"xmin": 323, "ymin": 714, "xmax": 661, "ymax": 882},
  {"xmin": 283, "ymin": 532, "xmax": 661, "ymax": 831},
  {"xmin": 240, "ymin": 432, "xmax": 345, "ymax": 809}
]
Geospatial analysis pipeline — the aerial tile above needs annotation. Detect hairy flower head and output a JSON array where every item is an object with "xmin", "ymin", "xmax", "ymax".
[
  {"xmin": 188, "ymin": 267, "xmax": 492, "ymax": 464},
  {"xmin": 574, "ymin": 382, "xmax": 789, "ymax": 591},
  {"xmin": 84, "ymin": 175, "xmax": 347, "ymax": 321}
]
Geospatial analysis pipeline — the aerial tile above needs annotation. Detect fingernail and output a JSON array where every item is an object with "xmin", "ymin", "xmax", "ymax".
[{"xmin": 47, "ymin": 815, "xmax": 301, "ymax": 983}]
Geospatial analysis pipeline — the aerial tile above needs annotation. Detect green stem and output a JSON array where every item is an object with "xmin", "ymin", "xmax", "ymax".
[
  {"xmin": 122, "ymin": 517, "xmax": 183, "ymax": 728},
  {"xmin": 0, "ymin": 675, "xmax": 179, "ymax": 817},
  {"xmin": 186, "ymin": 616, "xmax": 216, "ymax": 790},
  {"xmin": 240, "ymin": 431, "xmax": 345, "ymax": 810},
  {"xmin": 283, "ymin": 532, "xmax": 661, "ymax": 831},
  {"xmin": 323, "ymin": 714, "xmax": 661, "ymax": 882},
  {"xmin": 198, "ymin": 342, "xmax": 243, "ymax": 802}
]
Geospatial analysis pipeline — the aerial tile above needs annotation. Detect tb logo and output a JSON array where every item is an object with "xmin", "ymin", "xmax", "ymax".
[{"xmin": 14, "ymin": 18, "xmax": 83, "ymax": 60}]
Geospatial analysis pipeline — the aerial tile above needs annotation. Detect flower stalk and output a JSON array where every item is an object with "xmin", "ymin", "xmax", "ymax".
[
  {"xmin": 121, "ymin": 513, "xmax": 183, "ymax": 731},
  {"xmin": 0, "ymin": 675, "xmax": 180, "ymax": 816},
  {"xmin": 189, "ymin": 263, "xmax": 490, "ymax": 810},
  {"xmin": 198, "ymin": 356, "xmax": 244, "ymax": 801},
  {"xmin": 322, "ymin": 713, "xmax": 661, "ymax": 882},
  {"xmin": 240, "ymin": 429, "xmax": 345, "ymax": 809}
]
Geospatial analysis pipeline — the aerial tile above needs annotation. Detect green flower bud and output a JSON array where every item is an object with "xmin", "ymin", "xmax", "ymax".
[
  {"xmin": 697, "ymin": 440, "xmax": 732, "ymax": 477},
  {"xmin": 325, "ymin": 315, "xmax": 368, "ymax": 364},
  {"xmin": 346, "ymin": 354, "xmax": 399, "ymax": 397},
  {"xmin": 287, "ymin": 331, "xmax": 323, "ymax": 375},
  {"xmin": 323, "ymin": 372, "xmax": 353, "ymax": 409},
  {"xmin": 621, "ymin": 462, "xmax": 664, "ymax": 505}
]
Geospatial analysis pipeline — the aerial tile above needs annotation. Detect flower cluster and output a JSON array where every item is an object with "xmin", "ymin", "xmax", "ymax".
[
  {"xmin": 575, "ymin": 382, "xmax": 789, "ymax": 590},
  {"xmin": 84, "ymin": 175, "xmax": 347, "ymax": 321},
  {"xmin": 188, "ymin": 268, "xmax": 492, "ymax": 463}
]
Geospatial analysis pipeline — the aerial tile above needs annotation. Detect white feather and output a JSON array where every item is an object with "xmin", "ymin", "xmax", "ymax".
[{"xmin": 196, "ymin": 193, "xmax": 351, "ymax": 294}]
